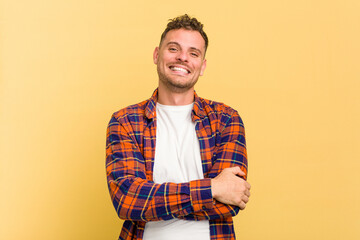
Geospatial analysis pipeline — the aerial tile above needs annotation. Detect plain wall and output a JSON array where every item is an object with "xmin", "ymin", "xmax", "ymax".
[{"xmin": 1, "ymin": 0, "xmax": 359, "ymax": 239}]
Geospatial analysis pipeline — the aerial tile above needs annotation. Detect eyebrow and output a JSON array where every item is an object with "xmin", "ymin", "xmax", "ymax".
[{"xmin": 166, "ymin": 41, "xmax": 203, "ymax": 55}]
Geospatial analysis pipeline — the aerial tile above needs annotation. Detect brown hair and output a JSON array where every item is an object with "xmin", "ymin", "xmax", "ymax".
[{"xmin": 160, "ymin": 14, "xmax": 209, "ymax": 53}]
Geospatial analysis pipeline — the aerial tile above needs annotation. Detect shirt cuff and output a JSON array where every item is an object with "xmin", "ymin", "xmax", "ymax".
[{"xmin": 189, "ymin": 178, "xmax": 213, "ymax": 212}]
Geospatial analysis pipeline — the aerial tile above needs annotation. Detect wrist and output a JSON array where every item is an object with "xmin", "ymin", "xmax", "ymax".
[{"xmin": 211, "ymin": 179, "xmax": 217, "ymax": 199}]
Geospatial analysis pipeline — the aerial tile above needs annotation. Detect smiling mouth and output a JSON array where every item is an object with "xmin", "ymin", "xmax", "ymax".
[{"xmin": 169, "ymin": 66, "xmax": 190, "ymax": 74}]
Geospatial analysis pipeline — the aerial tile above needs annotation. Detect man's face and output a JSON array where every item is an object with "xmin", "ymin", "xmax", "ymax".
[{"xmin": 153, "ymin": 28, "xmax": 207, "ymax": 93}]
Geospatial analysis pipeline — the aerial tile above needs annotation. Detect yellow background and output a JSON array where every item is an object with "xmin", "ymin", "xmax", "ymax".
[{"xmin": 1, "ymin": 0, "xmax": 359, "ymax": 239}]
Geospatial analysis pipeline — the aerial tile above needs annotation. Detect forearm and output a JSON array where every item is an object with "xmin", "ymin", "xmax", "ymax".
[
  {"xmin": 107, "ymin": 171, "xmax": 214, "ymax": 221},
  {"xmin": 179, "ymin": 201, "xmax": 239, "ymax": 221}
]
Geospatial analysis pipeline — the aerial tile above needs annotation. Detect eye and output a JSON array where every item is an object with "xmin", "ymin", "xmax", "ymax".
[
  {"xmin": 190, "ymin": 52, "xmax": 199, "ymax": 57},
  {"xmin": 169, "ymin": 47, "xmax": 178, "ymax": 52}
]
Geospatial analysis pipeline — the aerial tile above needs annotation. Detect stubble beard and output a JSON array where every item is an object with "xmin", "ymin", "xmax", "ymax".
[{"xmin": 157, "ymin": 66, "xmax": 199, "ymax": 93}]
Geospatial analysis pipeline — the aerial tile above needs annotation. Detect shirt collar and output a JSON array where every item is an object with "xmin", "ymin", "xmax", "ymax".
[
  {"xmin": 144, "ymin": 88, "xmax": 206, "ymax": 120},
  {"xmin": 144, "ymin": 89, "xmax": 158, "ymax": 120}
]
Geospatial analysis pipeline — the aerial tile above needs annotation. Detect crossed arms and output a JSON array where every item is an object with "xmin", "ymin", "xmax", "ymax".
[{"xmin": 106, "ymin": 109, "xmax": 250, "ymax": 222}]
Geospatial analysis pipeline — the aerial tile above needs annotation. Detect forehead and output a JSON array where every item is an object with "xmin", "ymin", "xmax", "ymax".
[{"xmin": 162, "ymin": 29, "xmax": 206, "ymax": 51}]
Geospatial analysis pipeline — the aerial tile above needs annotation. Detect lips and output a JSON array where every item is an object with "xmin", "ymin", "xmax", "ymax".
[{"xmin": 169, "ymin": 64, "xmax": 191, "ymax": 74}]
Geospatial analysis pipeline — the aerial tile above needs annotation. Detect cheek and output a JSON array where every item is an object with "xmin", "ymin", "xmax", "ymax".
[{"xmin": 195, "ymin": 63, "xmax": 203, "ymax": 72}]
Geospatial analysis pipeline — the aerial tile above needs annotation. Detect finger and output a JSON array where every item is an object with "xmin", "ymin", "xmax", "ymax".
[
  {"xmin": 245, "ymin": 182, "xmax": 251, "ymax": 190},
  {"xmin": 242, "ymin": 195, "xmax": 249, "ymax": 204},
  {"xmin": 229, "ymin": 166, "xmax": 241, "ymax": 174},
  {"xmin": 239, "ymin": 201, "xmax": 246, "ymax": 210},
  {"xmin": 230, "ymin": 167, "xmax": 245, "ymax": 176},
  {"xmin": 244, "ymin": 189, "xmax": 251, "ymax": 197},
  {"xmin": 236, "ymin": 171, "xmax": 245, "ymax": 177}
]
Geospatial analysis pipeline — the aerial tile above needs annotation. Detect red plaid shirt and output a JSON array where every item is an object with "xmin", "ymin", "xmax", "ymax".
[{"xmin": 106, "ymin": 89, "xmax": 248, "ymax": 240}]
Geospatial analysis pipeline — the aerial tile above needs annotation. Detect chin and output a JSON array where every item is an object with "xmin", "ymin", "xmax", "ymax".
[{"xmin": 168, "ymin": 80, "xmax": 197, "ymax": 92}]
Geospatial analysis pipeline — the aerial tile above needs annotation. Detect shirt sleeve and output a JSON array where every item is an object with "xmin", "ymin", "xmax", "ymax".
[
  {"xmin": 179, "ymin": 110, "xmax": 248, "ymax": 221},
  {"xmin": 106, "ymin": 114, "xmax": 214, "ymax": 222}
]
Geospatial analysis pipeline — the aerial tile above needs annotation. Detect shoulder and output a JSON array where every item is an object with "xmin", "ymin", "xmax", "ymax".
[
  {"xmin": 111, "ymin": 99, "xmax": 149, "ymax": 123},
  {"xmin": 197, "ymin": 97, "xmax": 243, "ymax": 124}
]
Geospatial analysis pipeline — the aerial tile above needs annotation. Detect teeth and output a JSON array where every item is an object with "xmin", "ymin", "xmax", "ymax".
[{"xmin": 171, "ymin": 66, "xmax": 188, "ymax": 73}]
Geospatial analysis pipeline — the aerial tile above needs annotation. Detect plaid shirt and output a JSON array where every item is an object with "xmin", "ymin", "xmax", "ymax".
[{"xmin": 106, "ymin": 89, "xmax": 248, "ymax": 240}]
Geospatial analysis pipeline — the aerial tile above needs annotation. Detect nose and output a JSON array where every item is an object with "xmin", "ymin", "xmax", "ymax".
[{"xmin": 176, "ymin": 50, "xmax": 188, "ymax": 62}]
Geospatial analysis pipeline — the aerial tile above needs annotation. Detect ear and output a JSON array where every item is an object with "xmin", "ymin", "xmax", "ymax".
[
  {"xmin": 200, "ymin": 59, "xmax": 207, "ymax": 76},
  {"xmin": 153, "ymin": 47, "xmax": 159, "ymax": 64}
]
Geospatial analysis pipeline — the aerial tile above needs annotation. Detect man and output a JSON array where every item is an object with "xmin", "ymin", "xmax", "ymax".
[{"xmin": 106, "ymin": 14, "xmax": 251, "ymax": 240}]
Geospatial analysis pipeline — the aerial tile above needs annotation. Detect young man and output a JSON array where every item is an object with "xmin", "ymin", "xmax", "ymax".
[{"xmin": 106, "ymin": 14, "xmax": 251, "ymax": 240}]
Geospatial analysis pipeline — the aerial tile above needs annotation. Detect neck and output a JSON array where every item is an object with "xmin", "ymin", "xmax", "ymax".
[{"xmin": 157, "ymin": 84, "xmax": 195, "ymax": 106}]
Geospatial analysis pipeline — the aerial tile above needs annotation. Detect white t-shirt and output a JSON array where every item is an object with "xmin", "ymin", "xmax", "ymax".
[{"xmin": 143, "ymin": 102, "xmax": 210, "ymax": 240}]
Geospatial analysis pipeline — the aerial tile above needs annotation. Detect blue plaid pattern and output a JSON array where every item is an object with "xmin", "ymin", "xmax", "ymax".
[{"xmin": 106, "ymin": 89, "xmax": 247, "ymax": 240}]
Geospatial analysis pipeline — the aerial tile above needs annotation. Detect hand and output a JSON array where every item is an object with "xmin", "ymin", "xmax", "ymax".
[{"xmin": 211, "ymin": 167, "xmax": 251, "ymax": 210}]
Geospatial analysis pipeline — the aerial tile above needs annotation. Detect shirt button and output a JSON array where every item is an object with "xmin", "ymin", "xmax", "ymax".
[{"xmin": 202, "ymin": 206, "xmax": 206, "ymax": 210}]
